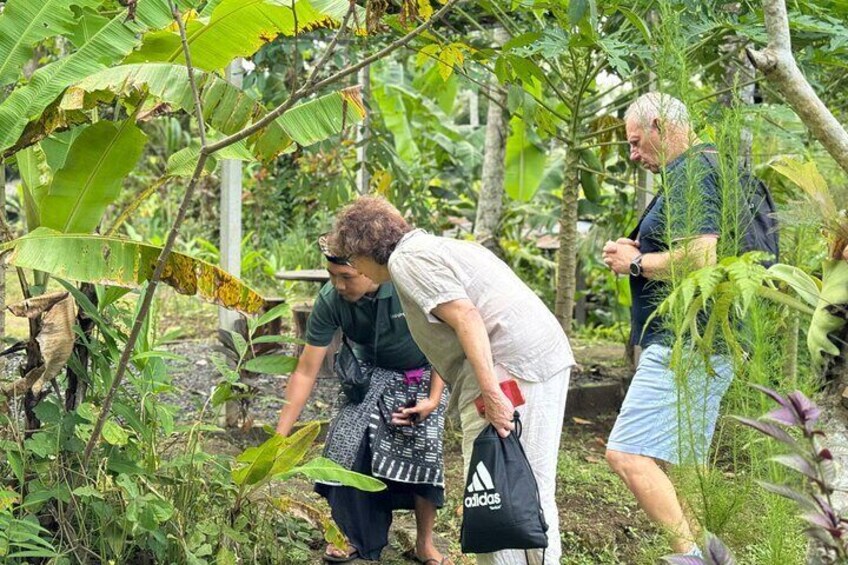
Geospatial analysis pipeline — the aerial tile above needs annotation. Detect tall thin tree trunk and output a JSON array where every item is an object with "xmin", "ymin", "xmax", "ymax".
[
  {"xmin": 474, "ymin": 27, "xmax": 509, "ymax": 254},
  {"xmin": 555, "ymin": 148, "xmax": 580, "ymax": 332}
]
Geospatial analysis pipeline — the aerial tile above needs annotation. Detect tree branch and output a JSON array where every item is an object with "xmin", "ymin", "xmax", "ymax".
[
  {"xmin": 82, "ymin": 1, "xmax": 211, "ymax": 464},
  {"xmin": 204, "ymin": 0, "xmax": 462, "ymax": 156},
  {"xmin": 747, "ymin": 0, "xmax": 848, "ymax": 173},
  {"xmin": 172, "ymin": 2, "xmax": 207, "ymax": 146}
]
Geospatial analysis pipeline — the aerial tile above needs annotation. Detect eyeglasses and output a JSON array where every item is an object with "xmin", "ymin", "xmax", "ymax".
[{"xmin": 318, "ymin": 233, "xmax": 350, "ymax": 266}]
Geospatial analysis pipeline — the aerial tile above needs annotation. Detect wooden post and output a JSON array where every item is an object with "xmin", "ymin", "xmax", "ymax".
[
  {"xmin": 218, "ymin": 60, "xmax": 244, "ymax": 331},
  {"xmin": 219, "ymin": 60, "xmax": 244, "ymax": 427}
]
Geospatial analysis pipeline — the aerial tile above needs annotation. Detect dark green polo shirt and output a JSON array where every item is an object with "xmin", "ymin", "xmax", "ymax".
[{"xmin": 305, "ymin": 282, "xmax": 427, "ymax": 371}]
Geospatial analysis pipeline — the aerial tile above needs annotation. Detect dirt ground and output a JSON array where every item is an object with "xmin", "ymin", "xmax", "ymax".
[{"xmin": 149, "ymin": 333, "xmax": 665, "ymax": 565}]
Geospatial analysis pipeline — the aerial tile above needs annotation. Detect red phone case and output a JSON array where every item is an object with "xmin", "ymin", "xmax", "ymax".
[{"xmin": 474, "ymin": 379, "xmax": 525, "ymax": 415}]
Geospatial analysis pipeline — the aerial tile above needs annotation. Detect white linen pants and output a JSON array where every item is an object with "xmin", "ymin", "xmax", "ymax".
[{"xmin": 460, "ymin": 368, "xmax": 570, "ymax": 565}]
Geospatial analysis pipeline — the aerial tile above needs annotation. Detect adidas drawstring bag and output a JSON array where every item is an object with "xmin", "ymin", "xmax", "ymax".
[{"xmin": 460, "ymin": 412, "xmax": 548, "ymax": 560}]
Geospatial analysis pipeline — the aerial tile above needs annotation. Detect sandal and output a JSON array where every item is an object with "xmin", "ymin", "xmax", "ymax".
[
  {"xmin": 323, "ymin": 545, "xmax": 360, "ymax": 563},
  {"xmin": 408, "ymin": 553, "xmax": 451, "ymax": 565}
]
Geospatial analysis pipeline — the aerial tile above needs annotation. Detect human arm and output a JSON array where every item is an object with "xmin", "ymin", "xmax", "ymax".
[
  {"xmin": 391, "ymin": 368, "xmax": 447, "ymax": 426},
  {"xmin": 430, "ymin": 299, "xmax": 515, "ymax": 437},
  {"xmin": 602, "ymin": 235, "xmax": 718, "ymax": 279},
  {"xmin": 275, "ymin": 344, "xmax": 328, "ymax": 436}
]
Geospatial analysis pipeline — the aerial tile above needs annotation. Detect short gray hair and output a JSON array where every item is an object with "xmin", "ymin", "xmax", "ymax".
[{"xmin": 624, "ymin": 92, "xmax": 690, "ymax": 127}]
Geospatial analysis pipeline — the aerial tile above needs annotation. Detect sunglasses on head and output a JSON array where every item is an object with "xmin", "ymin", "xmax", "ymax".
[{"xmin": 318, "ymin": 234, "xmax": 350, "ymax": 266}]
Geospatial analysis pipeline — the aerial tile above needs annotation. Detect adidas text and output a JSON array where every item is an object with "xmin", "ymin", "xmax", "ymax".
[{"xmin": 465, "ymin": 491, "xmax": 502, "ymax": 509}]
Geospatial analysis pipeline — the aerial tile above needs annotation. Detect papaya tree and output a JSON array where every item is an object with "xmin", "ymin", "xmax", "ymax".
[{"xmin": 467, "ymin": 0, "xmax": 660, "ymax": 331}]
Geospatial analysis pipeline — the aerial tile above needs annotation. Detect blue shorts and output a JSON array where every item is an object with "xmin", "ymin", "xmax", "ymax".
[{"xmin": 607, "ymin": 344, "xmax": 734, "ymax": 465}]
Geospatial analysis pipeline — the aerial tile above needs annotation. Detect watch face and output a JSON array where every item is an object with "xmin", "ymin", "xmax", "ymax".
[{"xmin": 630, "ymin": 261, "xmax": 640, "ymax": 277}]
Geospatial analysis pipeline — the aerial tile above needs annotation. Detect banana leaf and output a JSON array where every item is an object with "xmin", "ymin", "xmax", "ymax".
[
  {"xmin": 166, "ymin": 138, "xmax": 253, "ymax": 177},
  {"xmin": 0, "ymin": 228, "xmax": 265, "ymax": 314},
  {"xmin": 41, "ymin": 120, "xmax": 147, "ymax": 234},
  {"xmin": 0, "ymin": 0, "xmax": 192, "ymax": 154},
  {"xmin": 63, "ymin": 63, "xmax": 365, "ymax": 161},
  {"xmin": 0, "ymin": 0, "xmax": 103, "ymax": 88},
  {"xmin": 16, "ymin": 145, "xmax": 51, "ymax": 230},
  {"xmin": 505, "ymin": 115, "xmax": 546, "ymax": 202},
  {"xmin": 125, "ymin": 0, "xmax": 352, "ymax": 72}
]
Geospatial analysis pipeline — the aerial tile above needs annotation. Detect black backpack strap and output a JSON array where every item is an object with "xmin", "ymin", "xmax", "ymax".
[{"xmin": 628, "ymin": 192, "xmax": 661, "ymax": 241}]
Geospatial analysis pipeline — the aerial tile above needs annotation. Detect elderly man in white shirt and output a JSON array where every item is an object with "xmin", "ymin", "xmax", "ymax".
[{"xmin": 331, "ymin": 196, "xmax": 574, "ymax": 565}]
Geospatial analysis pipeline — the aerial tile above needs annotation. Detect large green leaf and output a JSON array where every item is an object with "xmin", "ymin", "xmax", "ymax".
[
  {"xmin": 770, "ymin": 158, "xmax": 836, "ymax": 217},
  {"xmin": 767, "ymin": 264, "xmax": 822, "ymax": 308},
  {"xmin": 232, "ymin": 435, "xmax": 284, "ymax": 486},
  {"xmin": 0, "ymin": 228, "xmax": 265, "ymax": 314},
  {"xmin": 505, "ymin": 116, "xmax": 545, "ymax": 202},
  {"xmin": 283, "ymin": 457, "xmax": 386, "ymax": 492},
  {"xmin": 0, "ymin": 0, "xmax": 102, "ymax": 88},
  {"xmin": 242, "ymin": 354, "xmax": 298, "ymax": 375},
  {"xmin": 166, "ymin": 138, "xmax": 253, "ymax": 177},
  {"xmin": 0, "ymin": 0, "xmax": 190, "ymax": 154},
  {"xmin": 372, "ymin": 62, "xmax": 420, "ymax": 164},
  {"xmin": 125, "ymin": 0, "xmax": 351, "ymax": 71},
  {"xmin": 63, "ymin": 63, "xmax": 365, "ymax": 161},
  {"xmin": 807, "ymin": 259, "xmax": 848, "ymax": 367},
  {"xmin": 268, "ymin": 421, "xmax": 320, "ymax": 477},
  {"xmin": 41, "ymin": 120, "xmax": 147, "ymax": 233}
]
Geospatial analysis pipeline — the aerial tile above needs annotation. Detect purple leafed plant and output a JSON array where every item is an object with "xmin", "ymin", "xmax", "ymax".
[{"xmin": 732, "ymin": 384, "xmax": 847, "ymax": 562}]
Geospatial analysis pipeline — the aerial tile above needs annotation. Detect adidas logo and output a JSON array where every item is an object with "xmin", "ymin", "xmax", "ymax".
[{"xmin": 464, "ymin": 462, "xmax": 502, "ymax": 510}]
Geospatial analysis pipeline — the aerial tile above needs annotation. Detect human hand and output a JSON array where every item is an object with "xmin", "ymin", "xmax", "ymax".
[
  {"xmin": 842, "ymin": 243, "xmax": 848, "ymax": 262},
  {"xmin": 481, "ymin": 388, "xmax": 515, "ymax": 438},
  {"xmin": 391, "ymin": 398, "xmax": 438, "ymax": 426},
  {"xmin": 602, "ymin": 239, "xmax": 641, "ymax": 275}
]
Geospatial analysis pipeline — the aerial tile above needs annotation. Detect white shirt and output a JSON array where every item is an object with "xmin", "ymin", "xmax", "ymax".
[{"xmin": 388, "ymin": 230, "xmax": 575, "ymax": 410}]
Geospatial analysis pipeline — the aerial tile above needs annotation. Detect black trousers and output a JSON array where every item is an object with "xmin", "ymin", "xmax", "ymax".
[{"xmin": 315, "ymin": 435, "xmax": 444, "ymax": 560}]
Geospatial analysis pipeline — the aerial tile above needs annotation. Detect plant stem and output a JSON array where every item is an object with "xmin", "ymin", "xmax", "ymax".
[
  {"xmin": 82, "ymin": 2, "xmax": 210, "ymax": 464},
  {"xmin": 204, "ymin": 0, "xmax": 461, "ymax": 156}
]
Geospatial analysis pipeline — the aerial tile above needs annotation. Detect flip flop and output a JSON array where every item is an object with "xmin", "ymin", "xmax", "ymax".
[
  {"xmin": 409, "ymin": 555, "xmax": 450, "ymax": 565},
  {"xmin": 323, "ymin": 548, "xmax": 360, "ymax": 563}
]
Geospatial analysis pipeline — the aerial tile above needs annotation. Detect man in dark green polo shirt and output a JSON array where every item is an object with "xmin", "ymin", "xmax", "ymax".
[
  {"xmin": 305, "ymin": 270, "xmax": 428, "ymax": 371},
  {"xmin": 276, "ymin": 246, "xmax": 450, "ymax": 564}
]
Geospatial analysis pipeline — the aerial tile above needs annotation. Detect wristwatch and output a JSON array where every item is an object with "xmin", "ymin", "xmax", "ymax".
[{"xmin": 629, "ymin": 254, "xmax": 644, "ymax": 277}]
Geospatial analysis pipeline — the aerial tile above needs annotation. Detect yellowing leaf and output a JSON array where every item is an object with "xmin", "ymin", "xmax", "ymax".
[
  {"xmin": 418, "ymin": 0, "xmax": 434, "ymax": 20},
  {"xmin": 437, "ymin": 44, "xmax": 464, "ymax": 81},
  {"xmin": 1, "ymin": 229, "xmax": 265, "ymax": 314},
  {"xmin": 371, "ymin": 170, "xmax": 393, "ymax": 196}
]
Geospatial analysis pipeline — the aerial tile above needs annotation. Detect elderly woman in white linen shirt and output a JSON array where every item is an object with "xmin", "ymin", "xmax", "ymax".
[{"xmin": 330, "ymin": 196, "xmax": 574, "ymax": 565}]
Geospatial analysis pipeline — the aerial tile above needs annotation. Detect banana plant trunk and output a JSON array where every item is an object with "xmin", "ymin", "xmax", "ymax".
[
  {"xmin": 555, "ymin": 148, "xmax": 580, "ymax": 333},
  {"xmin": 64, "ymin": 283, "xmax": 97, "ymax": 411}
]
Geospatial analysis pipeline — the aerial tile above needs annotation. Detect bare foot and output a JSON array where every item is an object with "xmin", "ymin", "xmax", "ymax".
[
  {"xmin": 414, "ymin": 540, "xmax": 453, "ymax": 565},
  {"xmin": 324, "ymin": 543, "xmax": 357, "ymax": 561}
]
